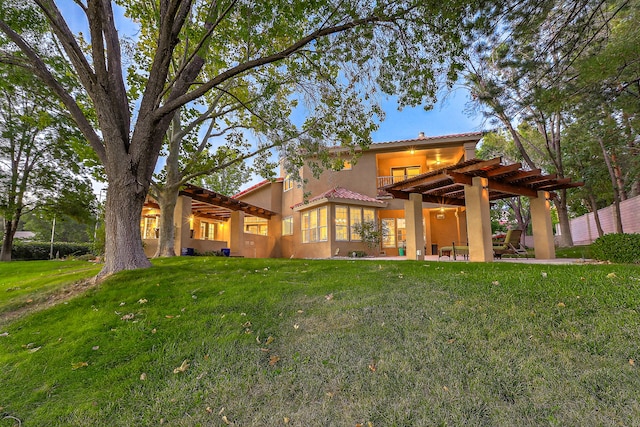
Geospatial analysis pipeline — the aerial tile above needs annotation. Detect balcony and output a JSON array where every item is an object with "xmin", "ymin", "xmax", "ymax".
[{"xmin": 377, "ymin": 175, "xmax": 413, "ymax": 188}]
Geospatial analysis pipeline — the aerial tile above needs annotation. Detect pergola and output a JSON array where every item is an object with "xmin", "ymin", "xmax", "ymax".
[
  {"xmin": 179, "ymin": 183, "xmax": 274, "ymax": 220},
  {"xmin": 382, "ymin": 157, "xmax": 583, "ymax": 261}
]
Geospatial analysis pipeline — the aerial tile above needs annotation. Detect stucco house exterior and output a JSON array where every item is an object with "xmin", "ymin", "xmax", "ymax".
[{"xmin": 141, "ymin": 132, "xmax": 484, "ymax": 258}]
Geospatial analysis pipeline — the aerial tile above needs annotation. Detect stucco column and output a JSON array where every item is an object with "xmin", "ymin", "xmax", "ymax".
[
  {"xmin": 530, "ymin": 191, "xmax": 556, "ymax": 259},
  {"xmin": 464, "ymin": 177, "xmax": 493, "ymax": 262},
  {"xmin": 174, "ymin": 195, "xmax": 192, "ymax": 255},
  {"xmin": 404, "ymin": 193, "xmax": 425, "ymax": 260},
  {"xmin": 229, "ymin": 211, "xmax": 245, "ymax": 256}
]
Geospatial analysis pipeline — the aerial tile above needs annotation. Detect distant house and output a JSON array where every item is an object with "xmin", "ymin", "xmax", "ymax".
[
  {"xmin": 143, "ymin": 131, "xmax": 571, "ymax": 260},
  {"xmin": 14, "ymin": 231, "xmax": 36, "ymax": 240}
]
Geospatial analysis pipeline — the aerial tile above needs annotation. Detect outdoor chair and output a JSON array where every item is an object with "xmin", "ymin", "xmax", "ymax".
[
  {"xmin": 493, "ymin": 229, "xmax": 527, "ymax": 258},
  {"xmin": 438, "ymin": 242, "xmax": 469, "ymax": 260}
]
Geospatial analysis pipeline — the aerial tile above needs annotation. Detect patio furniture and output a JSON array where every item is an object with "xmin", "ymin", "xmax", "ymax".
[
  {"xmin": 438, "ymin": 242, "xmax": 469, "ymax": 260},
  {"xmin": 493, "ymin": 229, "xmax": 527, "ymax": 258}
]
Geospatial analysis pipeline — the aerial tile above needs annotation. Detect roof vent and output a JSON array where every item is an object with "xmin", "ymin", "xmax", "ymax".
[{"xmin": 418, "ymin": 131, "xmax": 425, "ymax": 139}]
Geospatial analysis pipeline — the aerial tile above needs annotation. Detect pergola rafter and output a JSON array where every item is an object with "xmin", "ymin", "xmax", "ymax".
[{"xmin": 381, "ymin": 157, "xmax": 583, "ymax": 204}]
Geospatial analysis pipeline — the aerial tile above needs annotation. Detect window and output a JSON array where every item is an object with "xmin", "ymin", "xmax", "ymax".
[
  {"xmin": 350, "ymin": 207, "xmax": 362, "ymax": 241},
  {"xmin": 391, "ymin": 166, "xmax": 421, "ymax": 183},
  {"xmin": 140, "ymin": 216, "xmax": 157, "ymax": 239},
  {"xmin": 335, "ymin": 206, "xmax": 376, "ymax": 242},
  {"xmin": 244, "ymin": 216, "xmax": 268, "ymax": 236},
  {"xmin": 282, "ymin": 216, "xmax": 293, "ymax": 236},
  {"xmin": 335, "ymin": 206, "xmax": 348, "ymax": 241},
  {"xmin": 301, "ymin": 206, "xmax": 327, "ymax": 243},
  {"xmin": 396, "ymin": 218, "xmax": 406, "ymax": 246},
  {"xmin": 199, "ymin": 221, "xmax": 220, "ymax": 240},
  {"xmin": 284, "ymin": 174, "xmax": 294, "ymax": 192},
  {"xmin": 382, "ymin": 218, "xmax": 396, "ymax": 248}
]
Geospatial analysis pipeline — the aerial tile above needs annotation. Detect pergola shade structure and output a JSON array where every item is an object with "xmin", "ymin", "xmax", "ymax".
[
  {"xmin": 179, "ymin": 183, "xmax": 275, "ymax": 221},
  {"xmin": 381, "ymin": 157, "xmax": 583, "ymax": 261},
  {"xmin": 381, "ymin": 157, "xmax": 582, "ymax": 205}
]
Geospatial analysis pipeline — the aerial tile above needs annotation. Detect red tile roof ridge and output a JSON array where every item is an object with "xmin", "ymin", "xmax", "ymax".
[
  {"xmin": 234, "ymin": 177, "xmax": 283, "ymax": 198},
  {"xmin": 293, "ymin": 187, "xmax": 386, "ymax": 209},
  {"xmin": 372, "ymin": 131, "xmax": 484, "ymax": 146}
]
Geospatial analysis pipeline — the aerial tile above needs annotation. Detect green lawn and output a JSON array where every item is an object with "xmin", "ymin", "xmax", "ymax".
[{"xmin": 1, "ymin": 257, "xmax": 639, "ymax": 426}]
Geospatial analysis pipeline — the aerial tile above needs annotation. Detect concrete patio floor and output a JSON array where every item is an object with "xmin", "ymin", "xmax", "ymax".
[{"xmin": 348, "ymin": 255, "xmax": 592, "ymax": 265}]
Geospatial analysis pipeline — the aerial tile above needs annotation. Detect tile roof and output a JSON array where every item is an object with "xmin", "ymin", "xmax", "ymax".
[
  {"xmin": 294, "ymin": 187, "xmax": 387, "ymax": 209},
  {"xmin": 234, "ymin": 178, "xmax": 283, "ymax": 198},
  {"xmin": 371, "ymin": 131, "xmax": 484, "ymax": 147}
]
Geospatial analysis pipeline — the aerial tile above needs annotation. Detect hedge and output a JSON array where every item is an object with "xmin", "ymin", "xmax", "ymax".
[
  {"xmin": 11, "ymin": 241, "xmax": 93, "ymax": 261},
  {"xmin": 591, "ymin": 233, "xmax": 640, "ymax": 264}
]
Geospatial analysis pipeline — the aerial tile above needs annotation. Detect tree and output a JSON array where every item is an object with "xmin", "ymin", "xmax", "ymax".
[
  {"xmin": 0, "ymin": 63, "xmax": 92, "ymax": 261},
  {"xmin": 465, "ymin": 0, "xmax": 634, "ymax": 247},
  {"xmin": 1, "ymin": 0, "xmax": 495, "ymax": 277}
]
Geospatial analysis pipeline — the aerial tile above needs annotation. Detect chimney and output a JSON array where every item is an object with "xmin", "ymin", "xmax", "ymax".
[{"xmin": 418, "ymin": 131, "xmax": 425, "ymax": 139}]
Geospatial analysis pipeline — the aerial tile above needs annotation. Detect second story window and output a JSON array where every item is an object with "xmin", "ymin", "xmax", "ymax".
[
  {"xmin": 284, "ymin": 174, "xmax": 294, "ymax": 192},
  {"xmin": 391, "ymin": 166, "xmax": 421, "ymax": 183}
]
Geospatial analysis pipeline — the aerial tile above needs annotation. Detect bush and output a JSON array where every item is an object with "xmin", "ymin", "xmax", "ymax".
[
  {"xmin": 12, "ymin": 241, "xmax": 93, "ymax": 261},
  {"xmin": 591, "ymin": 233, "xmax": 640, "ymax": 264}
]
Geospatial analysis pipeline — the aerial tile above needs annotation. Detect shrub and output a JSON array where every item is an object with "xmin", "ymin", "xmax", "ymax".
[
  {"xmin": 591, "ymin": 233, "xmax": 640, "ymax": 264},
  {"xmin": 12, "ymin": 241, "xmax": 93, "ymax": 261}
]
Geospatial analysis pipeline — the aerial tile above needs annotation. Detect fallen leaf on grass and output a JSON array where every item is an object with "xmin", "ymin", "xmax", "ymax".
[
  {"xmin": 206, "ymin": 406, "xmax": 213, "ymax": 414},
  {"xmin": 165, "ymin": 315, "xmax": 174, "ymax": 319},
  {"xmin": 606, "ymin": 272, "xmax": 617, "ymax": 279},
  {"xmin": 121, "ymin": 313, "xmax": 135, "ymax": 321},
  {"xmin": 28, "ymin": 346, "xmax": 42, "ymax": 353},
  {"xmin": 0, "ymin": 332, "xmax": 9, "ymax": 337},
  {"xmin": 222, "ymin": 415, "xmax": 231, "ymax": 425},
  {"xmin": 173, "ymin": 359, "xmax": 190, "ymax": 373},
  {"xmin": 557, "ymin": 302, "xmax": 565, "ymax": 307},
  {"xmin": 92, "ymin": 346, "xmax": 99, "ymax": 351},
  {"xmin": 72, "ymin": 361, "xmax": 88, "ymax": 370},
  {"xmin": 265, "ymin": 336, "xmax": 274, "ymax": 345},
  {"xmin": 138, "ymin": 298, "xmax": 148, "ymax": 304},
  {"xmin": 293, "ymin": 323, "xmax": 300, "ymax": 330},
  {"xmin": 368, "ymin": 360, "xmax": 377, "ymax": 372},
  {"xmin": 491, "ymin": 281, "xmax": 500, "ymax": 286},
  {"xmin": 140, "ymin": 373, "xmax": 147, "ymax": 380},
  {"xmin": 541, "ymin": 272, "xmax": 548, "ymax": 278},
  {"xmin": 325, "ymin": 293, "xmax": 334, "ymax": 301},
  {"xmin": 269, "ymin": 355, "xmax": 280, "ymax": 366},
  {"xmin": 284, "ymin": 417, "xmax": 290, "ymax": 424},
  {"xmin": 26, "ymin": 299, "xmax": 33, "ymax": 303},
  {"xmin": 630, "ymin": 359, "xmax": 635, "ymax": 366}
]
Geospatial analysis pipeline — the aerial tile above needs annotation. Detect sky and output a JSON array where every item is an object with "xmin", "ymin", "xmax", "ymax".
[{"xmin": 372, "ymin": 91, "xmax": 485, "ymax": 143}]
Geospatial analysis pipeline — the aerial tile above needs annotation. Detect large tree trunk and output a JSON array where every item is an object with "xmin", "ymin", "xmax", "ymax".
[
  {"xmin": 98, "ymin": 174, "xmax": 152, "ymax": 278},
  {"xmin": 587, "ymin": 193, "xmax": 605, "ymax": 238},
  {"xmin": 598, "ymin": 137, "xmax": 625, "ymax": 233},
  {"xmin": 153, "ymin": 185, "xmax": 180, "ymax": 258},
  {"xmin": 0, "ymin": 219, "xmax": 17, "ymax": 261},
  {"xmin": 555, "ymin": 190, "xmax": 574, "ymax": 247}
]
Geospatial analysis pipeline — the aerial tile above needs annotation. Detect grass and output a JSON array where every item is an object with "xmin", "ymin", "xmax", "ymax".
[
  {"xmin": 0, "ymin": 260, "xmax": 100, "ymax": 321},
  {"xmin": 1, "ymin": 257, "xmax": 639, "ymax": 426}
]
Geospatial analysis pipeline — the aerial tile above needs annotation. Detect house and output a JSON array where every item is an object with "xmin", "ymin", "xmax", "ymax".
[
  {"xmin": 143, "ymin": 131, "xmax": 578, "ymax": 260},
  {"xmin": 234, "ymin": 131, "xmax": 482, "ymax": 259}
]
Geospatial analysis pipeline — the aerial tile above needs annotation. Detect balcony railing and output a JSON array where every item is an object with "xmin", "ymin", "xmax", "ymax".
[{"xmin": 377, "ymin": 175, "xmax": 413, "ymax": 188}]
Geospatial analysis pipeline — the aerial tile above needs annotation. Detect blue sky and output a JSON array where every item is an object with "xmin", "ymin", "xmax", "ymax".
[{"xmin": 372, "ymin": 91, "xmax": 484, "ymax": 142}]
